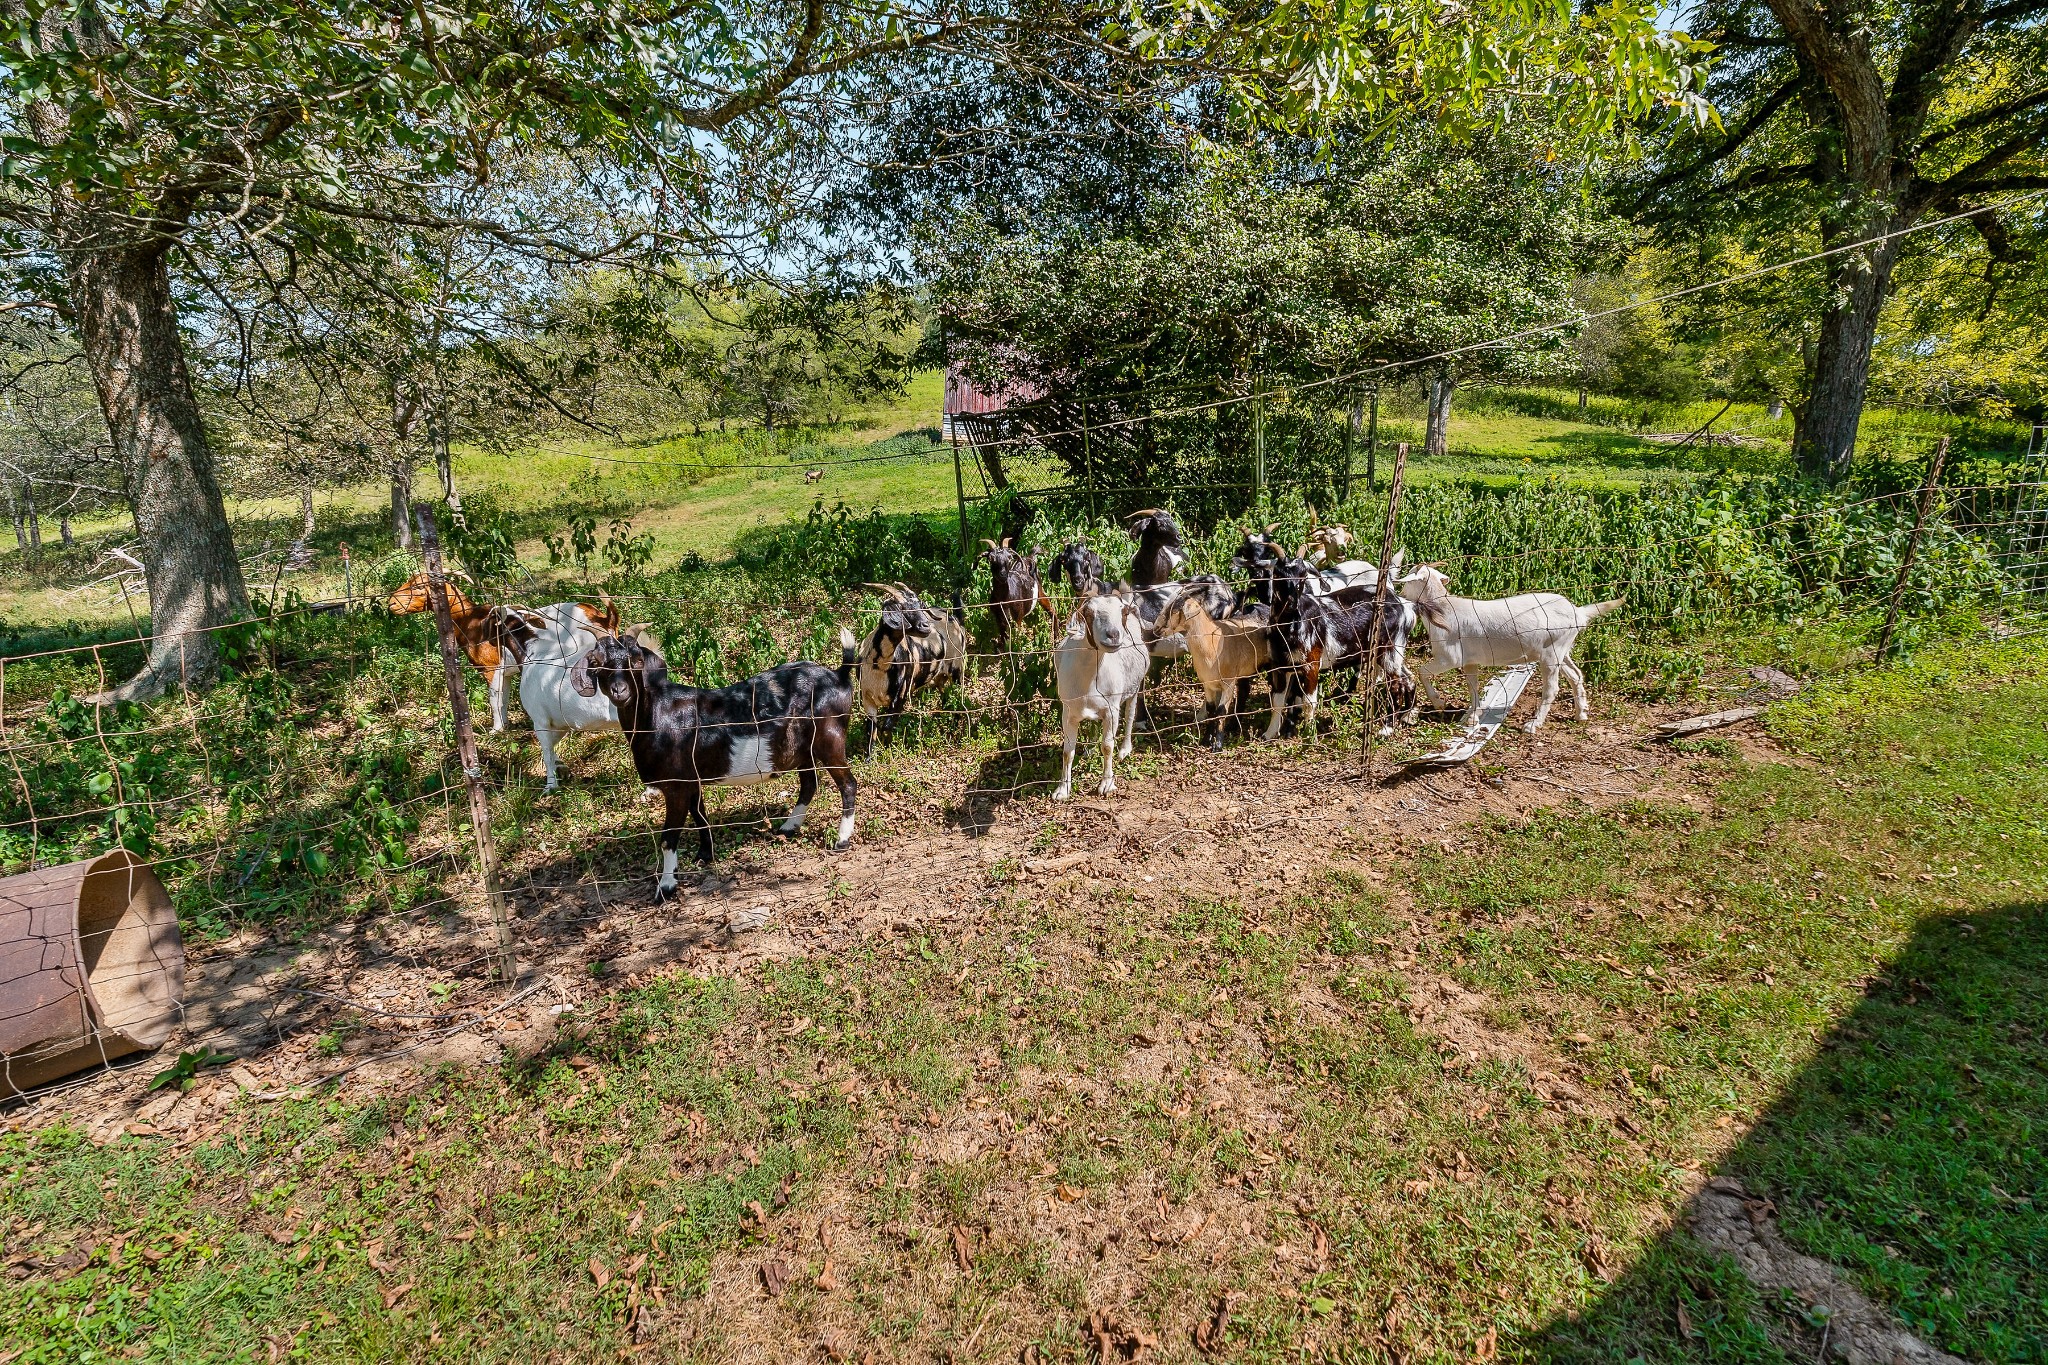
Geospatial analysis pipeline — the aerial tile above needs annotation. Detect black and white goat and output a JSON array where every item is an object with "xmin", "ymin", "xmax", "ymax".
[
  {"xmin": 1261, "ymin": 561, "xmax": 1331, "ymax": 738},
  {"xmin": 980, "ymin": 538, "xmax": 1051, "ymax": 650},
  {"xmin": 571, "ymin": 632, "xmax": 858, "ymax": 899},
  {"xmin": 1124, "ymin": 509, "xmax": 1188, "ymax": 587},
  {"xmin": 854, "ymin": 582, "xmax": 970, "ymax": 755},
  {"xmin": 1318, "ymin": 581, "xmax": 1419, "ymax": 733}
]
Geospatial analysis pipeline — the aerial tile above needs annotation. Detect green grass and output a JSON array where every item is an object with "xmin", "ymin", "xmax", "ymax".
[{"xmin": 6, "ymin": 633, "xmax": 2042, "ymax": 1361}]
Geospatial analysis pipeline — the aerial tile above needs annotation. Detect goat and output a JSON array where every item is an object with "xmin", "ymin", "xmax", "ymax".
[
  {"xmin": 1052, "ymin": 593, "xmax": 1152, "ymax": 800},
  {"xmin": 572, "ymin": 632, "xmax": 858, "ymax": 899},
  {"xmin": 804, "ymin": 468, "xmax": 824, "ymax": 484},
  {"xmin": 981, "ymin": 538, "xmax": 1052, "ymax": 651},
  {"xmin": 1397, "ymin": 566, "xmax": 1625, "ymax": 730},
  {"xmin": 518, "ymin": 600, "xmax": 665, "ymax": 790},
  {"xmin": 1301, "ymin": 523, "xmax": 1353, "ymax": 567},
  {"xmin": 387, "ymin": 573, "xmax": 540, "ymax": 733},
  {"xmin": 854, "ymin": 583, "xmax": 970, "ymax": 756},
  {"xmin": 1318, "ymin": 586, "xmax": 1419, "ymax": 734},
  {"xmin": 1157, "ymin": 594, "xmax": 1272, "ymax": 749},
  {"xmin": 1049, "ymin": 541, "xmax": 1108, "ymax": 598},
  {"xmin": 1124, "ymin": 509, "xmax": 1187, "ymax": 588},
  {"xmin": 1261, "ymin": 562, "xmax": 1331, "ymax": 739}
]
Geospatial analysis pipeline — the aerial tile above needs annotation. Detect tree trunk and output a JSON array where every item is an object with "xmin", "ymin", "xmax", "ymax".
[
  {"xmin": 68, "ymin": 245, "xmax": 248, "ymax": 696},
  {"xmin": 10, "ymin": 497, "xmax": 23, "ymax": 552},
  {"xmin": 59, "ymin": 511, "xmax": 72, "ymax": 546},
  {"xmin": 1796, "ymin": 217, "xmax": 1901, "ymax": 481},
  {"xmin": 24, "ymin": 487, "xmax": 40, "ymax": 557},
  {"xmin": 1578, "ymin": 387, "xmax": 1589, "ymax": 415},
  {"xmin": 390, "ymin": 461, "xmax": 413, "ymax": 549},
  {"xmin": 1425, "ymin": 373, "xmax": 1455, "ymax": 460},
  {"xmin": 299, "ymin": 485, "xmax": 316, "ymax": 542},
  {"xmin": 1768, "ymin": 397, "xmax": 1785, "ymax": 420}
]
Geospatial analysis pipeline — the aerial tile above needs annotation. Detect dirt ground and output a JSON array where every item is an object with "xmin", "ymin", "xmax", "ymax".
[{"xmin": 12, "ymin": 672, "xmax": 1779, "ymax": 1149}]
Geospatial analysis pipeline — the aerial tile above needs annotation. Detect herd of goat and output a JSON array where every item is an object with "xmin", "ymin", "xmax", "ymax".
[{"xmin": 389, "ymin": 510, "xmax": 1622, "ymax": 901}]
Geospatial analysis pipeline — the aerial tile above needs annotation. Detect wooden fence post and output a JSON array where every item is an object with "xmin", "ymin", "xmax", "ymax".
[
  {"xmin": 414, "ymin": 507, "xmax": 517, "ymax": 982},
  {"xmin": 1876, "ymin": 435, "xmax": 1950, "ymax": 659},
  {"xmin": 952, "ymin": 426, "xmax": 969, "ymax": 559}
]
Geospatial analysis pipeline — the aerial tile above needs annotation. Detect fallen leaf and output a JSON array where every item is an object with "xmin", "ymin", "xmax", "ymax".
[
  {"xmin": 1056, "ymin": 1183, "xmax": 1082, "ymax": 1202},
  {"xmin": 772, "ymin": 1172, "xmax": 794, "ymax": 1211},
  {"xmin": 1568, "ymin": 1033, "xmax": 1595, "ymax": 1046},
  {"xmin": 381, "ymin": 1279, "xmax": 415, "ymax": 1310},
  {"xmin": 816, "ymin": 1256, "xmax": 839, "ymax": 1292},
  {"xmin": 759, "ymin": 1256, "xmax": 790, "ymax": 1297},
  {"xmin": 951, "ymin": 1224, "xmax": 974, "ymax": 1272},
  {"xmin": 744, "ymin": 1200, "xmax": 769, "ymax": 1230},
  {"xmin": 1675, "ymin": 1301, "xmax": 1697, "ymax": 1339},
  {"xmin": 1192, "ymin": 1292, "xmax": 1233, "ymax": 1353},
  {"xmin": 783, "ymin": 1016, "xmax": 813, "ymax": 1037},
  {"xmin": 1473, "ymin": 1326, "xmax": 1498, "ymax": 1361},
  {"xmin": 589, "ymin": 1256, "xmax": 611, "ymax": 1289},
  {"xmin": 819, "ymin": 1326, "xmax": 851, "ymax": 1362}
]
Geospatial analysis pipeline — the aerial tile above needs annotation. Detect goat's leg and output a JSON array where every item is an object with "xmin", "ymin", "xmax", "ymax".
[
  {"xmin": 488, "ymin": 666, "xmax": 508, "ymax": 733},
  {"xmin": 1116, "ymin": 690, "xmax": 1137, "ymax": 760},
  {"xmin": 825, "ymin": 758, "xmax": 857, "ymax": 852},
  {"xmin": 1098, "ymin": 702, "xmax": 1121, "ymax": 796},
  {"xmin": 1526, "ymin": 662, "xmax": 1563, "ymax": 731},
  {"xmin": 1052, "ymin": 708, "xmax": 1080, "ymax": 801},
  {"xmin": 1262, "ymin": 672, "xmax": 1291, "ymax": 741},
  {"xmin": 1458, "ymin": 666, "xmax": 1489, "ymax": 730},
  {"xmin": 863, "ymin": 703, "xmax": 878, "ymax": 759},
  {"xmin": 537, "ymin": 725, "xmax": 564, "ymax": 791},
  {"xmin": 688, "ymin": 787, "xmax": 715, "ymax": 864},
  {"xmin": 655, "ymin": 786, "xmax": 687, "ymax": 903},
  {"xmin": 1561, "ymin": 655, "xmax": 1590, "ymax": 721},
  {"xmin": 780, "ymin": 766, "xmax": 819, "ymax": 835}
]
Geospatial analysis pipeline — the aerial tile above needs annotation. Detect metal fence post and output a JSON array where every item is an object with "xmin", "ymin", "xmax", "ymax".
[
  {"xmin": 1365, "ymin": 385, "xmax": 1380, "ymax": 490},
  {"xmin": 414, "ymin": 507, "xmax": 517, "ymax": 982},
  {"xmin": 1877, "ymin": 435, "xmax": 1950, "ymax": 660},
  {"xmin": 1252, "ymin": 376, "xmax": 1267, "ymax": 506}
]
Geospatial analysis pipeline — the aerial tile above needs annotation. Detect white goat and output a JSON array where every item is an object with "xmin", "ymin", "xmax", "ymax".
[
  {"xmin": 518, "ymin": 601, "xmax": 665, "ymax": 791},
  {"xmin": 1398, "ymin": 566, "xmax": 1624, "ymax": 731},
  {"xmin": 1051, "ymin": 593, "xmax": 1151, "ymax": 801}
]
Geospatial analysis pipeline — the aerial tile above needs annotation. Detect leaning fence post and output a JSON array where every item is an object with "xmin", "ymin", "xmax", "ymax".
[
  {"xmin": 1876, "ymin": 435, "xmax": 1950, "ymax": 660},
  {"xmin": 1362, "ymin": 442, "xmax": 1411, "ymax": 779},
  {"xmin": 414, "ymin": 507, "xmax": 517, "ymax": 982}
]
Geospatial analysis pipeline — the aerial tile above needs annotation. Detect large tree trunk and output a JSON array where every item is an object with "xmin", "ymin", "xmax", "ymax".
[
  {"xmin": 1424, "ymin": 372, "xmax": 1455, "ymax": 460},
  {"xmin": 390, "ymin": 461, "xmax": 414, "ymax": 549},
  {"xmin": 69, "ymin": 245, "xmax": 248, "ymax": 697},
  {"xmin": 1796, "ymin": 217, "xmax": 1901, "ymax": 481}
]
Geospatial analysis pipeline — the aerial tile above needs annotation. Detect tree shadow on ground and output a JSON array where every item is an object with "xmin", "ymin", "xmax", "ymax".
[{"xmin": 1524, "ymin": 899, "xmax": 2048, "ymax": 1363}]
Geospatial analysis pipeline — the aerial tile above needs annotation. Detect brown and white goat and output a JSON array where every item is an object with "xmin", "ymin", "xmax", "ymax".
[
  {"xmin": 854, "ymin": 583, "xmax": 970, "ymax": 755},
  {"xmin": 1157, "ymin": 594, "xmax": 1273, "ymax": 749},
  {"xmin": 387, "ymin": 573, "xmax": 541, "ymax": 732}
]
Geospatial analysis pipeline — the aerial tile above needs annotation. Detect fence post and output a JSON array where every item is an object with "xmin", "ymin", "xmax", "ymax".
[
  {"xmin": 952, "ymin": 426, "xmax": 969, "ymax": 559},
  {"xmin": 414, "ymin": 507, "xmax": 517, "ymax": 983},
  {"xmin": 1876, "ymin": 435, "xmax": 1950, "ymax": 660},
  {"xmin": 1252, "ymin": 376, "xmax": 1267, "ymax": 506},
  {"xmin": 1341, "ymin": 391, "xmax": 1359, "ymax": 505},
  {"xmin": 1365, "ymin": 385, "xmax": 1380, "ymax": 490},
  {"xmin": 1362, "ymin": 441, "xmax": 1411, "ymax": 778}
]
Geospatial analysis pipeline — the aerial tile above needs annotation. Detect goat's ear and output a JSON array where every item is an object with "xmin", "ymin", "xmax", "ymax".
[{"xmin": 569, "ymin": 650, "xmax": 598, "ymax": 698}]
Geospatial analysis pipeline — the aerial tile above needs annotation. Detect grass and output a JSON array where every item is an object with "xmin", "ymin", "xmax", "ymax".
[{"xmin": 6, "ymin": 631, "xmax": 2043, "ymax": 1361}]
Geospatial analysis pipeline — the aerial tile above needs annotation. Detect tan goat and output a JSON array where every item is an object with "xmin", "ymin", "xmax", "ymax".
[{"xmin": 1157, "ymin": 595, "xmax": 1272, "ymax": 750}]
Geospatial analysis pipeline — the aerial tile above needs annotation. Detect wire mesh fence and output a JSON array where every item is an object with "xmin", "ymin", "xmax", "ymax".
[{"xmin": 2, "ymin": 440, "xmax": 2045, "ymax": 1112}]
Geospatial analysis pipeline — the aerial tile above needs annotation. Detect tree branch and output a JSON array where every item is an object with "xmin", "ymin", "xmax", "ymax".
[{"xmin": 1640, "ymin": 73, "xmax": 1803, "ymax": 193}]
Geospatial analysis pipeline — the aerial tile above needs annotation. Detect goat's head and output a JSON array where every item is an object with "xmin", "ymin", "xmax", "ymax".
[
  {"xmin": 1049, "ymin": 542, "xmax": 1105, "ymax": 595},
  {"xmin": 1301, "ymin": 524, "xmax": 1352, "ymax": 564},
  {"xmin": 1071, "ymin": 593, "xmax": 1138, "ymax": 652},
  {"xmin": 867, "ymin": 583, "xmax": 936, "ymax": 642},
  {"xmin": 571, "ymin": 632, "xmax": 650, "ymax": 708},
  {"xmin": 1124, "ymin": 509, "xmax": 1182, "ymax": 547},
  {"xmin": 1395, "ymin": 564, "xmax": 1449, "ymax": 604},
  {"xmin": 386, "ymin": 571, "xmax": 473, "ymax": 616}
]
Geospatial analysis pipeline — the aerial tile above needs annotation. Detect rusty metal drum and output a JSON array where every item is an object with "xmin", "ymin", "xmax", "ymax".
[{"xmin": 0, "ymin": 850, "xmax": 185, "ymax": 1098}]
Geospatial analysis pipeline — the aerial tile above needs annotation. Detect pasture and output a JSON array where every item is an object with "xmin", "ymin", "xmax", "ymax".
[{"xmin": 1, "ymin": 380, "xmax": 2044, "ymax": 1363}]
